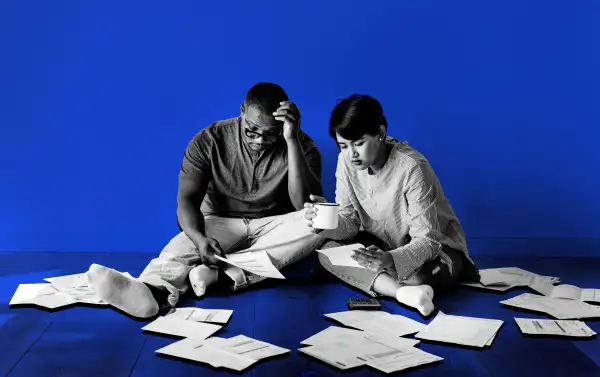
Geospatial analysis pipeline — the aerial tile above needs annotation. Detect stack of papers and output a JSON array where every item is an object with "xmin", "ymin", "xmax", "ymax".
[
  {"xmin": 514, "ymin": 318, "xmax": 597, "ymax": 337},
  {"xmin": 461, "ymin": 267, "xmax": 560, "ymax": 292},
  {"xmin": 9, "ymin": 271, "xmax": 135, "ymax": 310},
  {"xmin": 500, "ymin": 293, "xmax": 600, "ymax": 319},
  {"xmin": 156, "ymin": 335, "xmax": 290, "ymax": 371},
  {"xmin": 298, "ymin": 325, "xmax": 441, "ymax": 373},
  {"xmin": 527, "ymin": 279, "xmax": 600, "ymax": 303},
  {"xmin": 415, "ymin": 312, "xmax": 503, "ymax": 347},
  {"xmin": 163, "ymin": 307, "xmax": 233, "ymax": 324},
  {"xmin": 324, "ymin": 310, "xmax": 427, "ymax": 337}
]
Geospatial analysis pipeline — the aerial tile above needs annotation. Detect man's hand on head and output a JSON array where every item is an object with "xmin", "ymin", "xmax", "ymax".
[{"xmin": 273, "ymin": 101, "xmax": 301, "ymax": 141}]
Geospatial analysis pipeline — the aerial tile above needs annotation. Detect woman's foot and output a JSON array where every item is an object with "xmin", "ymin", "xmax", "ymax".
[
  {"xmin": 87, "ymin": 264, "xmax": 159, "ymax": 318},
  {"xmin": 188, "ymin": 265, "xmax": 219, "ymax": 297},
  {"xmin": 395, "ymin": 285, "xmax": 435, "ymax": 316}
]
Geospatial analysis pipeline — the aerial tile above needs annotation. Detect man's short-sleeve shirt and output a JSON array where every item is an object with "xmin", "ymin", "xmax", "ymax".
[{"xmin": 179, "ymin": 117, "xmax": 321, "ymax": 218}]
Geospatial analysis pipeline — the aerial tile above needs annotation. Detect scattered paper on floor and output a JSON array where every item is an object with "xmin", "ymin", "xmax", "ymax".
[
  {"xmin": 415, "ymin": 312, "xmax": 503, "ymax": 347},
  {"xmin": 301, "ymin": 325, "xmax": 420, "ymax": 348},
  {"xmin": 324, "ymin": 310, "xmax": 426, "ymax": 337},
  {"xmin": 500, "ymin": 293, "xmax": 600, "ymax": 319},
  {"xmin": 9, "ymin": 283, "xmax": 77, "ymax": 309},
  {"xmin": 462, "ymin": 267, "xmax": 560, "ymax": 292},
  {"xmin": 155, "ymin": 335, "xmax": 289, "ymax": 371},
  {"xmin": 298, "ymin": 330, "xmax": 441, "ymax": 373},
  {"xmin": 142, "ymin": 316, "xmax": 222, "ymax": 340},
  {"xmin": 164, "ymin": 307, "xmax": 233, "ymax": 324},
  {"xmin": 528, "ymin": 279, "xmax": 600, "ymax": 303},
  {"xmin": 514, "ymin": 317, "xmax": 597, "ymax": 337}
]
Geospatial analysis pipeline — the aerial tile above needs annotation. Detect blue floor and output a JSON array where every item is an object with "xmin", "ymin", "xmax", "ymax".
[{"xmin": 1, "ymin": 251, "xmax": 599, "ymax": 377}]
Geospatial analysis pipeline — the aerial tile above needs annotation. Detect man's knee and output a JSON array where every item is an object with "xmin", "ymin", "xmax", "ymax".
[{"xmin": 160, "ymin": 232, "xmax": 200, "ymax": 263}]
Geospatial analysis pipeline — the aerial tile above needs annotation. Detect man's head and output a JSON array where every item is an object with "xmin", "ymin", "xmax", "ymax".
[
  {"xmin": 240, "ymin": 82, "xmax": 289, "ymax": 151},
  {"xmin": 329, "ymin": 94, "xmax": 388, "ymax": 170}
]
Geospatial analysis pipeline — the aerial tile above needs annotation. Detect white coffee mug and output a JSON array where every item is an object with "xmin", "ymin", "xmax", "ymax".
[{"xmin": 312, "ymin": 203, "xmax": 340, "ymax": 229}]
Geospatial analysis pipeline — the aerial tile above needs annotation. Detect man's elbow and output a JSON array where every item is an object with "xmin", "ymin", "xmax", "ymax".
[{"xmin": 177, "ymin": 195, "xmax": 198, "ymax": 217}]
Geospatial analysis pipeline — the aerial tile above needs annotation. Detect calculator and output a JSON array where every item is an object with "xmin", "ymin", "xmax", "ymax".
[{"xmin": 347, "ymin": 298, "xmax": 382, "ymax": 310}]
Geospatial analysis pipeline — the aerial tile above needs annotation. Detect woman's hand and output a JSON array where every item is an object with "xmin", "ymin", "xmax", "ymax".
[
  {"xmin": 303, "ymin": 194, "xmax": 327, "ymax": 234},
  {"xmin": 351, "ymin": 245, "xmax": 394, "ymax": 271}
]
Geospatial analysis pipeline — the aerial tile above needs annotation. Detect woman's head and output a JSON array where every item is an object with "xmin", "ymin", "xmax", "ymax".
[{"xmin": 329, "ymin": 94, "xmax": 388, "ymax": 170}]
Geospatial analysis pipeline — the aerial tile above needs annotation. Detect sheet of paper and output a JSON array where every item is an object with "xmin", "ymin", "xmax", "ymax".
[
  {"xmin": 156, "ymin": 338, "xmax": 256, "ymax": 371},
  {"xmin": 215, "ymin": 250, "xmax": 285, "ymax": 279},
  {"xmin": 217, "ymin": 335, "xmax": 290, "ymax": 360},
  {"xmin": 358, "ymin": 315, "xmax": 426, "ymax": 337},
  {"xmin": 364, "ymin": 347, "xmax": 443, "ymax": 374},
  {"xmin": 581, "ymin": 289, "xmax": 600, "ymax": 303},
  {"xmin": 299, "ymin": 335, "xmax": 433, "ymax": 372},
  {"xmin": 529, "ymin": 281, "xmax": 600, "ymax": 303},
  {"xmin": 301, "ymin": 326, "xmax": 420, "ymax": 348},
  {"xmin": 479, "ymin": 269, "xmax": 513, "ymax": 286},
  {"xmin": 460, "ymin": 281, "xmax": 518, "ymax": 291},
  {"xmin": 141, "ymin": 316, "xmax": 222, "ymax": 339},
  {"xmin": 477, "ymin": 268, "xmax": 560, "ymax": 289},
  {"xmin": 9, "ymin": 283, "xmax": 78, "ymax": 309},
  {"xmin": 364, "ymin": 332, "xmax": 421, "ymax": 349},
  {"xmin": 316, "ymin": 243, "xmax": 365, "ymax": 268},
  {"xmin": 550, "ymin": 284, "xmax": 582, "ymax": 300},
  {"xmin": 301, "ymin": 326, "xmax": 369, "ymax": 345},
  {"xmin": 156, "ymin": 335, "xmax": 289, "ymax": 371},
  {"xmin": 495, "ymin": 267, "xmax": 561, "ymax": 284},
  {"xmin": 500, "ymin": 293, "xmax": 600, "ymax": 319},
  {"xmin": 164, "ymin": 307, "xmax": 233, "ymax": 324},
  {"xmin": 299, "ymin": 337, "xmax": 396, "ymax": 370},
  {"xmin": 324, "ymin": 310, "xmax": 426, "ymax": 337},
  {"xmin": 299, "ymin": 344, "xmax": 366, "ymax": 370},
  {"xmin": 514, "ymin": 318, "xmax": 597, "ymax": 337},
  {"xmin": 10, "ymin": 284, "xmax": 55, "ymax": 305},
  {"xmin": 528, "ymin": 276, "xmax": 556, "ymax": 296},
  {"xmin": 415, "ymin": 312, "xmax": 503, "ymax": 347}
]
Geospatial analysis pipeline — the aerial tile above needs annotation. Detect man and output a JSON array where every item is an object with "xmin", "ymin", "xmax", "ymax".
[{"xmin": 88, "ymin": 83, "xmax": 324, "ymax": 318}]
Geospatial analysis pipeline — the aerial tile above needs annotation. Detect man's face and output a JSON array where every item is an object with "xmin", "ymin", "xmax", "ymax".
[{"xmin": 240, "ymin": 104, "xmax": 283, "ymax": 151}]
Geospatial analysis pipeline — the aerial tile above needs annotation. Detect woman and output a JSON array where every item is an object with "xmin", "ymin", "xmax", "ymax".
[{"xmin": 304, "ymin": 94, "xmax": 480, "ymax": 316}]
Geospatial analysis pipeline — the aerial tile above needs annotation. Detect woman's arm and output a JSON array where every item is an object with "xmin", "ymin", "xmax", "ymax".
[
  {"xmin": 318, "ymin": 158, "xmax": 361, "ymax": 240},
  {"xmin": 388, "ymin": 161, "xmax": 445, "ymax": 280}
]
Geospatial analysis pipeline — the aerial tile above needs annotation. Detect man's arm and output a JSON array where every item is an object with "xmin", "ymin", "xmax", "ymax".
[
  {"xmin": 177, "ymin": 133, "xmax": 212, "ymax": 246},
  {"xmin": 177, "ymin": 175, "xmax": 209, "ymax": 246},
  {"xmin": 286, "ymin": 139, "xmax": 322, "ymax": 210}
]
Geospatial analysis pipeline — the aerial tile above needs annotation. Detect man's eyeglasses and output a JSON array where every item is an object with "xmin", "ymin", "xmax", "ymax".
[{"xmin": 243, "ymin": 118, "xmax": 282, "ymax": 142}]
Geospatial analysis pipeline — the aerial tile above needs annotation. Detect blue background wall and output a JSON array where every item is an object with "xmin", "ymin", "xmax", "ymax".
[{"xmin": 1, "ymin": 1, "xmax": 599, "ymax": 255}]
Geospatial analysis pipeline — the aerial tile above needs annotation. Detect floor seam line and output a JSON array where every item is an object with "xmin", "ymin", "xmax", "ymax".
[
  {"xmin": 128, "ymin": 338, "xmax": 148, "ymax": 377},
  {"xmin": 6, "ymin": 318, "xmax": 54, "ymax": 377}
]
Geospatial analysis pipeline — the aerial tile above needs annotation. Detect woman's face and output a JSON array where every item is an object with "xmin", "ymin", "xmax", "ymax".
[{"xmin": 335, "ymin": 133, "xmax": 382, "ymax": 170}]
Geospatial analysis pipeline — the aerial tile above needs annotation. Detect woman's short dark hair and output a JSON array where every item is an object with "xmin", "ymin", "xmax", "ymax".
[{"xmin": 329, "ymin": 94, "xmax": 388, "ymax": 141}]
